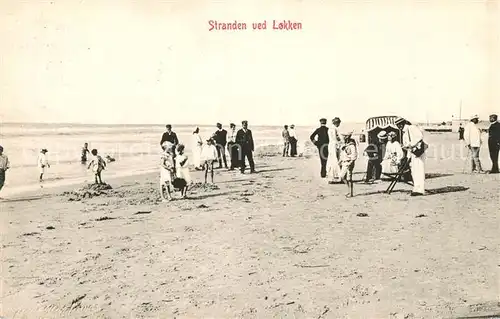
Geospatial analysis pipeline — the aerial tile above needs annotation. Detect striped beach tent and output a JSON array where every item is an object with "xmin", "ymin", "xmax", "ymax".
[
  {"xmin": 366, "ymin": 116, "xmax": 399, "ymax": 132},
  {"xmin": 365, "ymin": 115, "xmax": 402, "ymax": 144}
]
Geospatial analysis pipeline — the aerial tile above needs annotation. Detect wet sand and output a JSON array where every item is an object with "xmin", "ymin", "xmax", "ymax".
[{"xmin": 1, "ymin": 134, "xmax": 499, "ymax": 318}]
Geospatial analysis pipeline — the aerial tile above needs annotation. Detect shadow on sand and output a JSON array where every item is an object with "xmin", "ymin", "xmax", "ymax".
[
  {"xmin": 1, "ymin": 195, "xmax": 48, "ymax": 203},
  {"xmin": 359, "ymin": 185, "xmax": 469, "ymax": 197},
  {"xmin": 454, "ymin": 315, "xmax": 500, "ymax": 319},
  {"xmin": 425, "ymin": 172, "xmax": 454, "ymax": 179},
  {"xmin": 256, "ymin": 167, "xmax": 294, "ymax": 173},
  {"xmin": 189, "ymin": 190, "xmax": 240, "ymax": 200}
]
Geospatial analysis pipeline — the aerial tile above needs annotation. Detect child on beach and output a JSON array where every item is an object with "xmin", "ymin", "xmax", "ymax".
[
  {"xmin": 160, "ymin": 142, "xmax": 175, "ymax": 202},
  {"xmin": 37, "ymin": 149, "xmax": 50, "ymax": 182},
  {"xmin": 87, "ymin": 149, "xmax": 106, "ymax": 184},
  {"xmin": 0, "ymin": 146, "xmax": 10, "ymax": 198},
  {"xmin": 81, "ymin": 142, "xmax": 90, "ymax": 164},
  {"xmin": 175, "ymin": 144, "xmax": 192, "ymax": 198},
  {"xmin": 339, "ymin": 131, "xmax": 358, "ymax": 198},
  {"xmin": 201, "ymin": 138, "xmax": 218, "ymax": 184}
]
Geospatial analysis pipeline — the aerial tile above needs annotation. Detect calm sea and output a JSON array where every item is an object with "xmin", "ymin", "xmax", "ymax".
[{"xmin": 0, "ymin": 122, "xmax": 365, "ymax": 196}]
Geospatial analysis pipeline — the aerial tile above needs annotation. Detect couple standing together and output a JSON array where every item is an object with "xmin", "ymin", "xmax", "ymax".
[
  {"xmin": 310, "ymin": 117, "xmax": 344, "ymax": 183},
  {"xmin": 192, "ymin": 121, "xmax": 256, "ymax": 174}
]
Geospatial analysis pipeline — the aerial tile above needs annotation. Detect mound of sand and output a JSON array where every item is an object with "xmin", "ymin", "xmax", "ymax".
[{"xmin": 62, "ymin": 183, "xmax": 113, "ymax": 201}]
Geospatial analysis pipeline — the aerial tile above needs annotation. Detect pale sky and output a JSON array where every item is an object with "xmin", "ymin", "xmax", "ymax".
[{"xmin": 1, "ymin": 0, "xmax": 499, "ymax": 125}]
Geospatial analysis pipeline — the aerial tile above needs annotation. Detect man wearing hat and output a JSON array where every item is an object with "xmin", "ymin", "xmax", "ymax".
[
  {"xmin": 236, "ymin": 121, "xmax": 256, "ymax": 174},
  {"xmin": 395, "ymin": 117, "xmax": 427, "ymax": 196},
  {"xmin": 364, "ymin": 130, "xmax": 387, "ymax": 182},
  {"xmin": 227, "ymin": 123, "xmax": 239, "ymax": 170},
  {"xmin": 464, "ymin": 115, "xmax": 484, "ymax": 173},
  {"xmin": 282, "ymin": 125, "xmax": 290, "ymax": 157},
  {"xmin": 213, "ymin": 123, "xmax": 228, "ymax": 169},
  {"xmin": 487, "ymin": 114, "xmax": 500, "ymax": 173},
  {"xmin": 289, "ymin": 124, "xmax": 298, "ymax": 157},
  {"xmin": 310, "ymin": 118, "xmax": 330, "ymax": 178},
  {"xmin": 327, "ymin": 117, "xmax": 342, "ymax": 183}
]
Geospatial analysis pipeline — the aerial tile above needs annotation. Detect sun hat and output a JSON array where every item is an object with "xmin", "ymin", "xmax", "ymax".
[
  {"xmin": 340, "ymin": 130, "xmax": 353, "ymax": 137},
  {"xmin": 388, "ymin": 131, "xmax": 397, "ymax": 138},
  {"xmin": 470, "ymin": 114, "xmax": 479, "ymax": 120},
  {"xmin": 377, "ymin": 130, "xmax": 388, "ymax": 139},
  {"xmin": 332, "ymin": 117, "xmax": 341, "ymax": 123}
]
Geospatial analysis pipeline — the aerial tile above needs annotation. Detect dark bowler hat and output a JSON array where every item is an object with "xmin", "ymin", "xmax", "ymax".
[
  {"xmin": 230, "ymin": 123, "xmax": 235, "ymax": 127},
  {"xmin": 216, "ymin": 122, "xmax": 222, "ymax": 126},
  {"xmin": 242, "ymin": 120, "xmax": 248, "ymax": 125},
  {"xmin": 319, "ymin": 118, "xmax": 327, "ymax": 124},
  {"xmin": 166, "ymin": 124, "xmax": 172, "ymax": 129},
  {"xmin": 332, "ymin": 117, "xmax": 341, "ymax": 123}
]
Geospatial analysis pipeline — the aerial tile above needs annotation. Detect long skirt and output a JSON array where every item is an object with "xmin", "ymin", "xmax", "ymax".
[
  {"xmin": 410, "ymin": 153, "xmax": 426, "ymax": 193},
  {"xmin": 192, "ymin": 146, "xmax": 202, "ymax": 168},
  {"xmin": 327, "ymin": 145, "xmax": 341, "ymax": 181}
]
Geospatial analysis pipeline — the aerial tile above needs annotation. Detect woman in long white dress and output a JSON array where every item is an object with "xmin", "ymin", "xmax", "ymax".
[
  {"xmin": 382, "ymin": 131, "xmax": 404, "ymax": 174},
  {"xmin": 327, "ymin": 117, "xmax": 342, "ymax": 183},
  {"xmin": 192, "ymin": 127, "xmax": 203, "ymax": 170}
]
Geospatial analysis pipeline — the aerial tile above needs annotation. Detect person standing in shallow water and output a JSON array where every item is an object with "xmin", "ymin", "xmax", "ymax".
[
  {"xmin": 81, "ymin": 142, "xmax": 90, "ymax": 164},
  {"xmin": 310, "ymin": 118, "xmax": 330, "ymax": 178}
]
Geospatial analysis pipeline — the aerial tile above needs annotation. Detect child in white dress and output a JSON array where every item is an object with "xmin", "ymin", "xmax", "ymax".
[
  {"xmin": 175, "ymin": 144, "xmax": 191, "ymax": 198},
  {"xmin": 160, "ymin": 142, "xmax": 175, "ymax": 202},
  {"xmin": 87, "ymin": 149, "xmax": 106, "ymax": 184}
]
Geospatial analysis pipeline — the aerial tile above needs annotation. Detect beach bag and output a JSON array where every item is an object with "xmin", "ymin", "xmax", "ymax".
[{"xmin": 411, "ymin": 140, "xmax": 428, "ymax": 157}]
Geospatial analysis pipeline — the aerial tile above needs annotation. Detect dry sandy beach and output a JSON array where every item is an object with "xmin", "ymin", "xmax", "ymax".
[{"xmin": 1, "ymin": 134, "xmax": 499, "ymax": 319}]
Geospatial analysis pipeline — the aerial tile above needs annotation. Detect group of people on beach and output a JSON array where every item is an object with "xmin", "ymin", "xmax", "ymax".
[
  {"xmin": 310, "ymin": 116, "xmax": 427, "ymax": 197},
  {"xmin": 309, "ymin": 113, "xmax": 500, "ymax": 198},
  {"xmin": 158, "ymin": 121, "xmax": 256, "ymax": 201},
  {"xmin": 460, "ymin": 114, "xmax": 500, "ymax": 174}
]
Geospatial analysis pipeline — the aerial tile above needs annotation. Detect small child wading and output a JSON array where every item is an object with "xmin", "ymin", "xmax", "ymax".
[
  {"xmin": 37, "ymin": 149, "xmax": 50, "ymax": 182},
  {"xmin": 339, "ymin": 131, "xmax": 358, "ymax": 198},
  {"xmin": 160, "ymin": 142, "xmax": 175, "ymax": 202},
  {"xmin": 88, "ymin": 149, "xmax": 106, "ymax": 184}
]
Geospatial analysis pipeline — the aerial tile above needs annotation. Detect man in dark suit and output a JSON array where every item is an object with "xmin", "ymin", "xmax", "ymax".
[
  {"xmin": 213, "ymin": 123, "xmax": 228, "ymax": 169},
  {"xmin": 160, "ymin": 124, "xmax": 179, "ymax": 148},
  {"xmin": 310, "ymin": 118, "xmax": 330, "ymax": 178},
  {"xmin": 236, "ymin": 120, "xmax": 256, "ymax": 174},
  {"xmin": 488, "ymin": 114, "xmax": 500, "ymax": 174}
]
